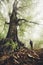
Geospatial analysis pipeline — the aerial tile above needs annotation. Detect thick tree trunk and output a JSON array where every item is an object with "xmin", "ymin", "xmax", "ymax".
[
  {"xmin": 6, "ymin": 19, "xmax": 24, "ymax": 47},
  {"xmin": 6, "ymin": 1, "xmax": 24, "ymax": 47},
  {"xmin": 6, "ymin": 17, "xmax": 24, "ymax": 47},
  {"xmin": 6, "ymin": 19, "xmax": 18, "ymax": 42},
  {"xmin": 6, "ymin": 3, "xmax": 18, "ymax": 42}
]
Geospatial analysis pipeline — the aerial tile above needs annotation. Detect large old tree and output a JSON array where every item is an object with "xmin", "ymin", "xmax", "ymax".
[{"xmin": 0, "ymin": 0, "xmax": 39, "ymax": 48}]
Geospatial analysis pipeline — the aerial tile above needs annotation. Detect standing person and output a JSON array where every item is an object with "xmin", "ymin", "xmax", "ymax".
[{"xmin": 30, "ymin": 40, "xmax": 33, "ymax": 50}]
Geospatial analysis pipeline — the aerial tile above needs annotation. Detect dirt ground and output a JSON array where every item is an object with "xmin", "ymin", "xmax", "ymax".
[{"xmin": 0, "ymin": 47, "xmax": 43, "ymax": 65}]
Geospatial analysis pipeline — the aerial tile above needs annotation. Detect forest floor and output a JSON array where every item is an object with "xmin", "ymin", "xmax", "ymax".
[{"xmin": 0, "ymin": 46, "xmax": 43, "ymax": 65}]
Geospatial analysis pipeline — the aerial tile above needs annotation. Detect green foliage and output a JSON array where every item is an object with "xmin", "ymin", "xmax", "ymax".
[
  {"xmin": 34, "ymin": 40, "xmax": 43, "ymax": 49},
  {"xmin": 19, "ymin": 23, "xmax": 26, "ymax": 36}
]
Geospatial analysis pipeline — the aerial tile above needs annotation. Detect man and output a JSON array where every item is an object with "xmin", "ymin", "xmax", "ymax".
[{"xmin": 30, "ymin": 40, "xmax": 33, "ymax": 50}]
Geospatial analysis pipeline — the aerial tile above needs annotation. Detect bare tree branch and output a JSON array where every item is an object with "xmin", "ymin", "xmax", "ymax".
[{"xmin": 18, "ymin": 18, "xmax": 39, "ymax": 25}]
